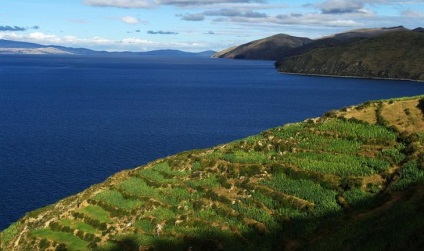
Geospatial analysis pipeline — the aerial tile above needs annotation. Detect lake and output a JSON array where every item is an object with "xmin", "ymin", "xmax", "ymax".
[{"xmin": 0, "ymin": 55, "xmax": 423, "ymax": 230}]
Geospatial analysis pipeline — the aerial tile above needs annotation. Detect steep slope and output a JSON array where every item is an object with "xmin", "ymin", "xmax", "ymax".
[
  {"xmin": 277, "ymin": 30, "xmax": 424, "ymax": 81},
  {"xmin": 213, "ymin": 34, "xmax": 312, "ymax": 60},
  {"xmin": 1, "ymin": 96, "xmax": 424, "ymax": 251}
]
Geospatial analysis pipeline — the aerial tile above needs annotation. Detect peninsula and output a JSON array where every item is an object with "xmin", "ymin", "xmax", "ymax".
[{"xmin": 1, "ymin": 95, "xmax": 424, "ymax": 251}]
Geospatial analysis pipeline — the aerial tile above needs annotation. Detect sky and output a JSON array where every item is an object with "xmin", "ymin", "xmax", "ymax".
[{"xmin": 0, "ymin": 0, "xmax": 423, "ymax": 52}]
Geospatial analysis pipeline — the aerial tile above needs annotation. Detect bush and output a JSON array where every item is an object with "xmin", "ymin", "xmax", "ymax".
[
  {"xmin": 55, "ymin": 243, "xmax": 67, "ymax": 251},
  {"xmin": 38, "ymin": 239, "xmax": 50, "ymax": 249},
  {"xmin": 417, "ymin": 98, "xmax": 424, "ymax": 113}
]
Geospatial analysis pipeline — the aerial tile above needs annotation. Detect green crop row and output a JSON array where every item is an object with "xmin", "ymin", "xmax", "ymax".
[
  {"xmin": 31, "ymin": 229, "xmax": 88, "ymax": 251},
  {"xmin": 262, "ymin": 173, "xmax": 340, "ymax": 216},
  {"xmin": 138, "ymin": 168, "xmax": 176, "ymax": 185},
  {"xmin": 151, "ymin": 162, "xmax": 189, "ymax": 177},
  {"xmin": 77, "ymin": 205, "xmax": 112, "ymax": 224},
  {"xmin": 118, "ymin": 177, "xmax": 159, "ymax": 198},
  {"xmin": 316, "ymin": 119, "xmax": 397, "ymax": 143},
  {"xmin": 282, "ymin": 152, "xmax": 390, "ymax": 177},
  {"xmin": 222, "ymin": 150, "xmax": 272, "ymax": 164},
  {"xmin": 92, "ymin": 189, "xmax": 142, "ymax": 211},
  {"xmin": 296, "ymin": 133, "xmax": 362, "ymax": 154}
]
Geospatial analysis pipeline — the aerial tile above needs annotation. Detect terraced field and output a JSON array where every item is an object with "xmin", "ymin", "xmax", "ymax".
[{"xmin": 1, "ymin": 95, "xmax": 424, "ymax": 251}]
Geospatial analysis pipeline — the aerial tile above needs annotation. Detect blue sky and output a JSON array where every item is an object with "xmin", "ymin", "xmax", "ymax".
[{"xmin": 0, "ymin": 0, "xmax": 423, "ymax": 52}]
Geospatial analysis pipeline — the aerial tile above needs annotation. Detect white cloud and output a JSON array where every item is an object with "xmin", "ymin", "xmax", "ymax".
[
  {"xmin": 121, "ymin": 16, "xmax": 140, "ymax": 24},
  {"xmin": 316, "ymin": 0, "xmax": 424, "ymax": 15},
  {"xmin": 27, "ymin": 32, "xmax": 62, "ymax": 43},
  {"xmin": 318, "ymin": 0, "xmax": 366, "ymax": 14},
  {"xmin": 0, "ymin": 31, "xmax": 213, "ymax": 52},
  {"xmin": 84, "ymin": 0, "xmax": 156, "ymax": 8},
  {"xmin": 157, "ymin": 0, "xmax": 266, "ymax": 7},
  {"xmin": 272, "ymin": 12, "xmax": 364, "ymax": 27},
  {"xmin": 181, "ymin": 9, "xmax": 365, "ymax": 28},
  {"xmin": 0, "ymin": 32, "xmax": 116, "ymax": 48}
]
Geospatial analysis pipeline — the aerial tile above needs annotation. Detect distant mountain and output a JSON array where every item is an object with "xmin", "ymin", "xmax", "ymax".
[
  {"xmin": 0, "ymin": 39, "xmax": 50, "ymax": 49},
  {"xmin": 0, "ymin": 39, "xmax": 105, "ymax": 55},
  {"xmin": 213, "ymin": 33, "xmax": 312, "ymax": 60},
  {"xmin": 194, "ymin": 50, "xmax": 217, "ymax": 57},
  {"xmin": 0, "ymin": 46, "xmax": 73, "ymax": 55},
  {"xmin": 0, "ymin": 39, "xmax": 216, "ymax": 57},
  {"xmin": 277, "ymin": 30, "xmax": 424, "ymax": 81}
]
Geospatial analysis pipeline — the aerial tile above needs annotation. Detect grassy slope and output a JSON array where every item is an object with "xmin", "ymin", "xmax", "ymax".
[
  {"xmin": 1, "ymin": 96, "xmax": 424, "ymax": 251},
  {"xmin": 277, "ymin": 31, "xmax": 424, "ymax": 81}
]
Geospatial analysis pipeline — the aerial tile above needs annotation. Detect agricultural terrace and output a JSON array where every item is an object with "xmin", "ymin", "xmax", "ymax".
[{"xmin": 1, "ymin": 96, "xmax": 424, "ymax": 251}]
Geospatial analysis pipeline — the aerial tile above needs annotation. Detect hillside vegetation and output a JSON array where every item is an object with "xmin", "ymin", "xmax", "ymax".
[
  {"xmin": 277, "ymin": 30, "xmax": 424, "ymax": 81},
  {"xmin": 278, "ymin": 26, "xmax": 408, "ymax": 60},
  {"xmin": 1, "ymin": 96, "xmax": 424, "ymax": 250}
]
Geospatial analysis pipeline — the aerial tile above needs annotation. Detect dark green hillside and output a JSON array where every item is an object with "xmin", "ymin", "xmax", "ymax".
[
  {"xmin": 1, "ymin": 96, "xmax": 424, "ymax": 251},
  {"xmin": 277, "ymin": 30, "xmax": 424, "ymax": 81},
  {"xmin": 280, "ymin": 26, "xmax": 408, "ymax": 60}
]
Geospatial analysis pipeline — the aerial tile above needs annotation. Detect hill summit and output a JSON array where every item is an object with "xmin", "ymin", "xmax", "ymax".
[
  {"xmin": 212, "ymin": 34, "xmax": 311, "ymax": 60},
  {"xmin": 1, "ymin": 95, "xmax": 424, "ymax": 251}
]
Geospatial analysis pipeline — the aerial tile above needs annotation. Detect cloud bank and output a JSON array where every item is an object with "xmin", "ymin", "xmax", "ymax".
[
  {"xmin": 0, "ymin": 31, "xmax": 212, "ymax": 51},
  {"xmin": 0, "ymin": 25, "xmax": 39, "ymax": 31},
  {"xmin": 84, "ymin": 0, "xmax": 267, "ymax": 8},
  {"xmin": 84, "ymin": 0, "xmax": 156, "ymax": 8},
  {"xmin": 147, "ymin": 30, "xmax": 179, "ymax": 35}
]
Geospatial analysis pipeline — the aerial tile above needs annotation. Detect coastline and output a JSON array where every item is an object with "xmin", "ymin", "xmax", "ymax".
[{"xmin": 277, "ymin": 70, "xmax": 424, "ymax": 83}]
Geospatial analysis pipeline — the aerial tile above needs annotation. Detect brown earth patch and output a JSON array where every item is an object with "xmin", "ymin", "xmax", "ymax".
[{"xmin": 380, "ymin": 99, "xmax": 424, "ymax": 134}]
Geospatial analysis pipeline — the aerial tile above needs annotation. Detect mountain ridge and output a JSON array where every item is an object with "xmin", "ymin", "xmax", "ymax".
[
  {"xmin": 276, "ymin": 30, "xmax": 424, "ymax": 81},
  {"xmin": 0, "ymin": 39, "xmax": 216, "ymax": 57}
]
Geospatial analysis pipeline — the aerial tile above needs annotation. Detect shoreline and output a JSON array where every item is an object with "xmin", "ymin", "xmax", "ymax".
[{"xmin": 277, "ymin": 70, "xmax": 424, "ymax": 83}]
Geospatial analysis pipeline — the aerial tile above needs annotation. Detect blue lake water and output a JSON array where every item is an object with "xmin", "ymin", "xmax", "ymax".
[{"xmin": 0, "ymin": 55, "xmax": 423, "ymax": 230}]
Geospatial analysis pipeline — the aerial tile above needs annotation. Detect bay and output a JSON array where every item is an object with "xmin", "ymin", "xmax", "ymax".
[{"xmin": 0, "ymin": 55, "xmax": 423, "ymax": 230}]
